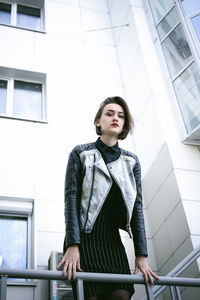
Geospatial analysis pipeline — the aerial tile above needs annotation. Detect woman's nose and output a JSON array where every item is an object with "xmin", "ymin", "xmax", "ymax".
[{"xmin": 113, "ymin": 114, "xmax": 119, "ymax": 121}]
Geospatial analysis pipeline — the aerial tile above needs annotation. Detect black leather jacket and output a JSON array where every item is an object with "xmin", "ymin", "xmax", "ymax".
[{"xmin": 64, "ymin": 142, "xmax": 148, "ymax": 257}]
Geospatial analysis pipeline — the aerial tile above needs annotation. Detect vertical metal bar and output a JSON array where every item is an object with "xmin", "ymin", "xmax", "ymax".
[
  {"xmin": 145, "ymin": 283, "xmax": 155, "ymax": 300},
  {"xmin": 175, "ymin": 286, "xmax": 182, "ymax": 300},
  {"xmin": 169, "ymin": 286, "xmax": 176, "ymax": 300},
  {"xmin": 0, "ymin": 275, "xmax": 8, "ymax": 300},
  {"xmin": 76, "ymin": 279, "xmax": 84, "ymax": 300}
]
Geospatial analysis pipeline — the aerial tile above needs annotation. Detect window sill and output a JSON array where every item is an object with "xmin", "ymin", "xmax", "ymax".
[
  {"xmin": 0, "ymin": 22, "xmax": 46, "ymax": 34},
  {"xmin": 182, "ymin": 124, "xmax": 200, "ymax": 145},
  {"xmin": 0, "ymin": 115, "xmax": 48, "ymax": 124}
]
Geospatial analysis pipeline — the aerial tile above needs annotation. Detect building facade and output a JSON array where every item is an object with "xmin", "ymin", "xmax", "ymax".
[{"xmin": 0, "ymin": 0, "xmax": 200, "ymax": 299}]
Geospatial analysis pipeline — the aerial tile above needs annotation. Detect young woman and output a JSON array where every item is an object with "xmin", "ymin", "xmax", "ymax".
[{"xmin": 57, "ymin": 96, "xmax": 158, "ymax": 300}]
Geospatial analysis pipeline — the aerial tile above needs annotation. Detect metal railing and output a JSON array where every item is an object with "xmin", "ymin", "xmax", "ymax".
[
  {"xmin": 1, "ymin": 268, "xmax": 200, "ymax": 300},
  {"xmin": 142, "ymin": 244, "xmax": 200, "ymax": 300}
]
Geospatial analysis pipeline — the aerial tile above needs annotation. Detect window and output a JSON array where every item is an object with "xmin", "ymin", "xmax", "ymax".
[
  {"xmin": 147, "ymin": 0, "xmax": 200, "ymax": 138},
  {"xmin": 0, "ymin": 79, "xmax": 7, "ymax": 115},
  {"xmin": 0, "ymin": 2, "xmax": 11, "ymax": 24},
  {"xmin": 180, "ymin": 0, "xmax": 200, "ymax": 46},
  {"xmin": 0, "ymin": 198, "xmax": 34, "ymax": 281},
  {"xmin": 0, "ymin": 0, "xmax": 44, "ymax": 31},
  {"xmin": 17, "ymin": 4, "xmax": 41, "ymax": 30},
  {"xmin": 0, "ymin": 67, "xmax": 46, "ymax": 122}
]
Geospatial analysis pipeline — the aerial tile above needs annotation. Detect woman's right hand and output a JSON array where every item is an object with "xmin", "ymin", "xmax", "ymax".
[{"xmin": 56, "ymin": 245, "xmax": 82, "ymax": 280}]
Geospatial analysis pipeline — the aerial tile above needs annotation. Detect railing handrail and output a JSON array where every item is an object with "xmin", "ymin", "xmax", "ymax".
[
  {"xmin": 1, "ymin": 268, "xmax": 200, "ymax": 300},
  {"xmin": 0, "ymin": 268, "xmax": 200, "ymax": 286},
  {"xmin": 142, "ymin": 244, "xmax": 200, "ymax": 300}
]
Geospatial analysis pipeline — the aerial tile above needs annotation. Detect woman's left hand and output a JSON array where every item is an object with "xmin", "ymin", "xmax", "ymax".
[{"xmin": 133, "ymin": 255, "xmax": 159, "ymax": 286}]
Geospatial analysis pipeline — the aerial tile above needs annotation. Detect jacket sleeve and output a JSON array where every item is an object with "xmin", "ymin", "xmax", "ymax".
[
  {"xmin": 64, "ymin": 148, "xmax": 83, "ymax": 251},
  {"xmin": 130, "ymin": 155, "xmax": 148, "ymax": 257}
]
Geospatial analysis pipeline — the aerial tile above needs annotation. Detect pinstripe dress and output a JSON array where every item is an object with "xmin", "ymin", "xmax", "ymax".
[{"xmin": 72, "ymin": 138, "xmax": 135, "ymax": 299}]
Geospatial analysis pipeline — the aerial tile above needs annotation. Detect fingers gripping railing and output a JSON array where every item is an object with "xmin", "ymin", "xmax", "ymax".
[
  {"xmin": 142, "ymin": 244, "xmax": 200, "ymax": 300},
  {"xmin": 1, "ymin": 269, "xmax": 200, "ymax": 300}
]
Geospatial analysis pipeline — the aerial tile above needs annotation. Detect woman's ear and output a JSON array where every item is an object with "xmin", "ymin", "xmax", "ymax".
[{"xmin": 95, "ymin": 119, "xmax": 100, "ymax": 127}]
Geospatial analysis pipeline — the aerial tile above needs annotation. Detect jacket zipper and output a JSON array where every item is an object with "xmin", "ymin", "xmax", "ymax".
[
  {"xmin": 109, "ymin": 171, "xmax": 133, "ymax": 238},
  {"xmin": 88, "ymin": 182, "xmax": 112, "ymax": 232},
  {"xmin": 83, "ymin": 155, "xmax": 96, "ymax": 230}
]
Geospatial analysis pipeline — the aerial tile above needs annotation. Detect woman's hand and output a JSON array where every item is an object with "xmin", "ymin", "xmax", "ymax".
[
  {"xmin": 134, "ymin": 255, "xmax": 159, "ymax": 286},
  {"xmin": 56, "ymin": 245, "xmax": 82, "ymax": 280}
]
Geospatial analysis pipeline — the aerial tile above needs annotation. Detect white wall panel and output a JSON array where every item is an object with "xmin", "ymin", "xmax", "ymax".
[
  {"xmin": 175, "ymin": 169, "xmax": 200, "ymax": 201},
  {"xmin": 80, "ymin": 0, "xmax": 108, "ymax": 12},
  {"xmin": 37, "ymin": 231, "xmax": 64, "ymax": 266},
  {"xmin": 84, "ymin": 42, "xmax": 121, "ymax": 86},
  {"xmin": 0, "ymin": 27, "xmax": 35, "ymax": 70},
  {"xmin": 36, "ymin": 200, "xmax": 65, "ymax": 232},
  {"xmin": 109, "ymin": 0, "xmax": 130, "ymax": 42},
  {"xmin": 183, "ymin": 200, "xmax": 200, "ymax": 235},
  {"xmin": 82, "ymin": 8, "xmax": 113, "ymax": 45},
  {"xmin": 166, "ymin": 202, "xmax": 190, "ymax": 254},
  {"xmin": 46, "ymin": 2, "xmax": 82, "ymax": 38}
]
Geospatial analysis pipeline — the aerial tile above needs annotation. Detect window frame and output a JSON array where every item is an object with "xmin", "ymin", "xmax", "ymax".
[
  {"xmin": 0, "ymin": 197, "xmax": 34, "ymax": 279},
  {"xmin": 0, "ymin": 67, "xmax": 47, "ymax": 123},
  {"xmin": 0, "ymin": 0, "xmax": 45, "ymax": 32},
  {"xmin": 144, "ymin": 0, "xmax": 200, "ymax": 144}
]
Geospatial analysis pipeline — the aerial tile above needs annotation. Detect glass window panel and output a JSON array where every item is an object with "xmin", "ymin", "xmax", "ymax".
[
  {"xmin": 149, "ymin": 0, "xmax": 174, "ymax": 24},
  {"xmin": 191, "ymin": 14, "xmax": 200, "ymax": 43},
  {"xmin": 0, "ymin": 216, "xmax": 27, "ymax": 280},
  {"xmin": 162, "ymin": 25, "xmax": 192, "ymax": 78},
  {"xmin": 157, "ymin": 7, "xmax": 179, "ymax": 40},
  {"xmin": 173, "ymin": 63, "xmax": 200, "ymax": 133},
  {"xmin": 17, "ymin": 5, "xmax": 41, "ymax": 30},
  {"xmin": 0, "ymin": 79, "xmax": 7, "ymax": 115},
  {"xmin": 181, "ymin": 0, "xmax": 200, "ymax": 16},
  {"xmin": 13, "ymin": 80, "xmax": 42, "ymax": 120},
  {"xmin": 0, "ymin": 2, "xmax": 11, "ymax": 24}
]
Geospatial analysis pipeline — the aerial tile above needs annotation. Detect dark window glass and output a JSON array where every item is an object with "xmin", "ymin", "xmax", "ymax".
[
  {"xmin": 149, "ymin": 0, "xmax": 174, "ymax": 24},
  {"xmin": 0, "ymin": 79, "xmax": 7, "ymax": 115},
  {"xmin": 0, "ymin": 2, "xmax": 11, "ymax": 24},
  {"xmin": 0, "ymin": 216, "xmax": 27, "ymax": 280},
  {"xmin": 162, "ymin": 25, "xmax": 192, "ymax": 78},
  {"xmin": 181, "ymin": 0, "xmax": 200, "ymax": 16},
  {"xmin": 17, "ymin": 4, "xmax": 41, "ymax": 30},
  {"xmin": 157, "ymin": 7, "xmax": 179, "ymax": 40},
  {"xmin": 13, "ymin": 80, "xmax": 42, "ymax": 120},
  {"xmin": 173, "ymin": 63, "xmax": 200, "ymax": 133}
]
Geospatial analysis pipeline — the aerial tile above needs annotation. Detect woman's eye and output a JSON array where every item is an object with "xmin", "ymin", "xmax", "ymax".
[
  {"xmin": 119, "ymin": 115, "xmax": 124, "ymax": 118},
  {"xmin": 106, "ymin": 112, "xmax": 113, "ymax": 116}
]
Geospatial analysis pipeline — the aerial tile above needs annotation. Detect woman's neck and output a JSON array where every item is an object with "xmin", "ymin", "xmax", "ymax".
[{"xmin": 100, "ymin": 136, "xmax": 118, "ymax": 147}]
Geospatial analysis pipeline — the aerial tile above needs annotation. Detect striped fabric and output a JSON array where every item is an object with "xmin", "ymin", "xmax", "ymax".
[{"xmin": 71, "ymin": 182, "xmax": 135, "ymax": 299}]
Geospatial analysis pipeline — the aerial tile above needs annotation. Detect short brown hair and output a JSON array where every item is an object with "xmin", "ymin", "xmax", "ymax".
[{"xmin": 94, "ymin": 96, "xmax": 134, "ymax": 140}]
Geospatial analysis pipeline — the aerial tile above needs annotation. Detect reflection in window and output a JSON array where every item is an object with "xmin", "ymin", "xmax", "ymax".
[
  {"xmin": 0, "ymin": 2, "xmax": 11, "ymax": 24},
  {"xmin": 0, "ymin": 80, "xmax": 7, "ymax": 115},
  {"xmin": 13, "ymin": 80, "xmax": 42, "ymax": 120},
  {"xmin": 17, "ymin": 5, "xmax": 41, "ymax": 30},
  {"xmin": 157, "ymin": 7, "xmax": 179, "ymax": 40},
  {"xmin": 162, "ymin": 25, "xmax": 192, "ymax": 78},
  {"xmin": 0, "ymin": 216, "xmax": 27, "ymax": 280},
  {"xmin": 173, "ymin": 63, "xmax": 200, "ymax": 132},
  {"xmin": 191, "ymin": 14, "xmax": 200, "ymax": 43},
  {"xmin": 181, "ymin": 0, "xmax": 200, "ymax": 16},
  {"xmin": 149, "ymin": 0, "xmax": 174, "ymax": 24}
]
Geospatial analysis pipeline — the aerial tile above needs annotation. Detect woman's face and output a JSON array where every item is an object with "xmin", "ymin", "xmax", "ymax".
[{"xmin": 95, "ymin": 103, "xmax": 125, "ymax": 138}]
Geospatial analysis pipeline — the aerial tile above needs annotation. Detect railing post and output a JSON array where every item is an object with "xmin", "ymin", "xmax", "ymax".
[
  {"xmin": 169, "ymin": 286, "xmax": 176, "ymax": 300},
  {"xmin": 175, "ymin": 286, "xmax": 182, "ymax": 300},
  {"xmin": 0, "ymin": 275, "xmax": 8, "ymax": 300},
  {"xmin": 76, "ymin": 279, "xmax": 84, "ymax": 300},
  {"xmin": 145, "ymin": 283, "xmax": 155, "ymax": 300}
]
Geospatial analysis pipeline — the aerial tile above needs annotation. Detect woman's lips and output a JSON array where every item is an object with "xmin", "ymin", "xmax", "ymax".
[{"xmin": 111, "ymin": 123, "xmax": 119, "ymax": 127}]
